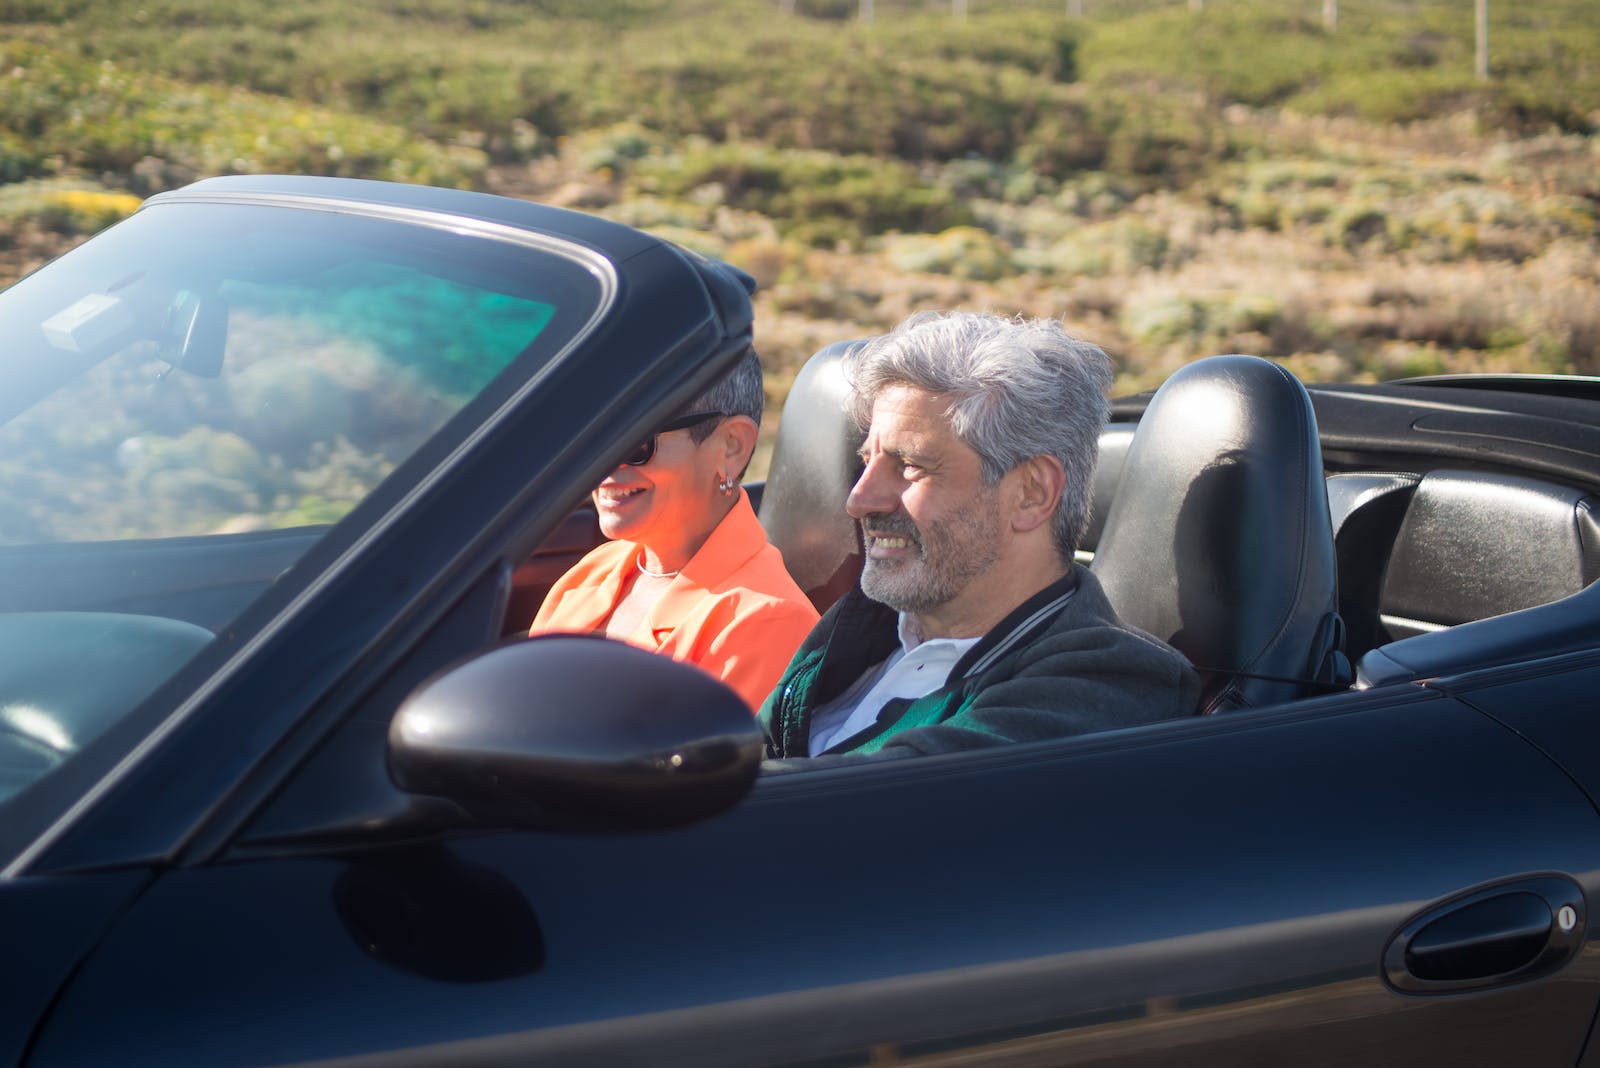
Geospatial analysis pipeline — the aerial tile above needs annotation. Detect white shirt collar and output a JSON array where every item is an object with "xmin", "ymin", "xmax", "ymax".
[{"xmin": 897, "ymin": 612, "xmax": 982, "ymax": 654}]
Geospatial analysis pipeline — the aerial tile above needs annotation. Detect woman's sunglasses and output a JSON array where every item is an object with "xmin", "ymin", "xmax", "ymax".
[{"xmin": 623, "ymin": 411, "xmax": 726, "ymax": 467}]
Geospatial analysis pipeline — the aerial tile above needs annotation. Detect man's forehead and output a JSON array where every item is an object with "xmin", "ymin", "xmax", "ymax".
[
  {"xmin": 864, "ymin": 384, "xmax": 978, "ymax": 458},
  {"xmin": 868, "ymin": 383, "xmax": 956, "ymax": 430}
]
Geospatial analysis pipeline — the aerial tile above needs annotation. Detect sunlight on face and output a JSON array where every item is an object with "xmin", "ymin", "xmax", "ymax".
[
  {"xmin": 592, "ymin": 422, "xmax": 725, "ymax": 552},
  {"xmin": 847, "ymin": 385, "xmax": 1002, "ymax": 614}
]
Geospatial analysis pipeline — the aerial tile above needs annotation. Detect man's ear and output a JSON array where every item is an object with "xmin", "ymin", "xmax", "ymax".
[
  {"xmin": 717, "ymin": 415, "xmax": 760, "ymax": 476},
  {"xmin": 1007, "ymin": 454, "xmax": 1066, "ymax": 535}
]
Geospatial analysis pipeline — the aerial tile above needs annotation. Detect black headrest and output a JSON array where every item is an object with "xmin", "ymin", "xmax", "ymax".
[
  {"xmin": 758, "ymin": 341, "xmax": 868, "ymax": 614},
  {"xmin": 1358, "ymin": 474, "xmax": 1598, "ymax": 687},
  {"xmin": 1090, "ymin": 355, "xmax": 1344, "ymax": 712},
  {"xmin": 1379, "ymin": 470, "xmax": 1600, "ymax": 638}
]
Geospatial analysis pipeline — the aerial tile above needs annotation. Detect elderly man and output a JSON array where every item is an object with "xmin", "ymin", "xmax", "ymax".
[{"xmin": 760, "ymin": 311, "xmax": 1198, "ymax": 760}]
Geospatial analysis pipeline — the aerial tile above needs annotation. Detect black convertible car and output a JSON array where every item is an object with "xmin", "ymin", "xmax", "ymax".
[{"xmin": 1, "ymin": 175, "xmax": 1598, "ymax": 1067}]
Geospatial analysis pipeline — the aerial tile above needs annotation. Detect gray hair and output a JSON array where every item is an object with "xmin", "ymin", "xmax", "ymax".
[
  {"xmin": 682, "ymin": 345, "xmax": 764, "ymax": 442},
  {"xmin": 845, "ymin": 311, "xmax": 1112, "ymax": 560}
]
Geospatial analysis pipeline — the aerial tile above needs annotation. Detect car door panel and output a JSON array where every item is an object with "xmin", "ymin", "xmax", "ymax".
[
  {"xmin": 28, "ymin": 679, "xmax": 1600, "ymax": 1067},
  {"xmin": 1431, "ymin": 651, "xmax": 1600, "ymax": 1068},
  {"xmin": 0, "ymin": 870, "xmax": 149, "ymax": 1068},
  {"xmin": 1445, "ymin": 651, "xmax": 1600, "ymax": 814}
]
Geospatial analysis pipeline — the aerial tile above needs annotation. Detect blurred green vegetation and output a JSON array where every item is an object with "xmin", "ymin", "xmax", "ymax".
[
  {"xmin": 7, "ymin": 0, "xmax": 1593, "ymax": 147},
  {"xmin": 5, "ymin": 0, "xmax": 1596, "ymax": 216},
  {"xmin": 1087, "ymin": 0, "xmax": 1597, "ymax": 132},
  {"xmin": 0, "ymin": 180, "xmax": 143, "ymax": 234},
  {"xmin": 2, "ymin": 0, "xmax": 1598, "ymax": 391},
  {"xmin": 0, "ymin": 40, "xmax": 486, "ymax": 190}
]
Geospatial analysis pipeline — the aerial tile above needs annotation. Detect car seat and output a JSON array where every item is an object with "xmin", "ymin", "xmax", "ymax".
[
  {"xmin": 1090, "ymin": 355, "xmax": 1350, "ymax": 713},
  {"xmin": 1355, "ymin": 470, "xmax": 1600, "ymax": 687},
  {"xmin": 757, "ymin": 341, "xmax": 868, "ymax": 614}
]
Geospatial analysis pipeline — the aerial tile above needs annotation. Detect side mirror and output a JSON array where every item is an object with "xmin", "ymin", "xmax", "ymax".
[{"xmin": 388, "ymin": 635, "xmax": 763, "ymax": 832}]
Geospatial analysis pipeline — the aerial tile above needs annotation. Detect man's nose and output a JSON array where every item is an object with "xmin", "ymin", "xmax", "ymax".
[{"xmin": 846, "ymin": 455, "xmax": 898, "ymax": 520}]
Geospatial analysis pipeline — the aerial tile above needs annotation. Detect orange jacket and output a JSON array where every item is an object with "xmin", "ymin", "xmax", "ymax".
[{"xmin": 529, "ymin": 490, "xmax": 819, "ymax": 712}]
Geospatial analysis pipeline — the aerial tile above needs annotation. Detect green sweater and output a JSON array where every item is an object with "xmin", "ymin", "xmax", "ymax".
[{"xmin": 759, "ymin": 566, "xmax": 1200, "ymax": 759}]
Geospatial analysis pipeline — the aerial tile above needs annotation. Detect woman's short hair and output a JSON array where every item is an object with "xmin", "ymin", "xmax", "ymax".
[
  {"xmin": 845, "ymin": 311, "xmax": 1112, "ymax": 560},
  {"xmin": 683, "ymin": 345, "xmax": 764, "ymax": 442}
]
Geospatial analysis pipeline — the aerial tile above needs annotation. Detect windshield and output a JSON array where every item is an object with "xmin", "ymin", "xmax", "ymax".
[{"xmin": 0, "ymin": 197, "xmax": 605, "ymax": 808}]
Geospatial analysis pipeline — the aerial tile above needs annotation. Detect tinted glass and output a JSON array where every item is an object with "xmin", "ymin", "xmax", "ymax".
[{"xmin": 0, "ymin": 198, "xmax": 605, "ymax": 811}]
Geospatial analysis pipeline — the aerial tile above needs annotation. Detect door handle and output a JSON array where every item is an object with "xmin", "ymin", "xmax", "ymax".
[{"xmin": 1384, "ymin": 875, "xmax": 1585, "ymax": 994}]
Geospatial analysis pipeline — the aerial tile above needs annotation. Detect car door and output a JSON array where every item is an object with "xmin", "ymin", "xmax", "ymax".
[
  {"xmin": 24, "ymin": 649, "xmax": 1600, "ymax": 1066},
  {"xmin": 1440, "ymin": 649, "xmax": 1600, "ymax": 1068}
]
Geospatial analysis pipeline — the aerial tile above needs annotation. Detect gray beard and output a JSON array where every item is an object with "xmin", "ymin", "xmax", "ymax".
[{"xmin": 858, "ymin": 499, "xmax": 1001, "ymax": 614}]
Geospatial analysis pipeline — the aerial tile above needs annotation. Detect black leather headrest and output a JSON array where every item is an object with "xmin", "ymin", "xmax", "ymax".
[
  {"xmin": 1379, "ymin": 470, "xmax": 1600, "ymax": 638},
  {"xmin": 1091, "ymin": 355, "xmax": 1342, "ymax": 712},
  {"xmin": 1358, "ymin": 475, "xmax": 1599, "ymax": 687},
  {"xmin": 758, "ymin": 341, "xmax": 868, "ymax": 614}
]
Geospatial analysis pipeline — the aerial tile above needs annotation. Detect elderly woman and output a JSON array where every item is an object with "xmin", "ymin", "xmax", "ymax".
[{"xmin": 529, "ymin": 348, "xmax": 818, "ymax": 711}]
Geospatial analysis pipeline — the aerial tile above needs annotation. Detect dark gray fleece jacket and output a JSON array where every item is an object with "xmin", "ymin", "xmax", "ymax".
[{"xmin": 759, "ymin": 565, "xmax": 1200, "ymax": 759}]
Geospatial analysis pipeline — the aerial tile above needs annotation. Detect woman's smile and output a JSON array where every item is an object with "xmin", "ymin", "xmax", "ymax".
[{"xmin": 595, "ymin": 481, "xmax": 649, "ymax": 510}]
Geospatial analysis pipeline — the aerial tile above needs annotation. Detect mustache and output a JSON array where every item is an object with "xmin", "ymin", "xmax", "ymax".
[{"xmin": 860, "ymin": 512, "xmax": 921, "ymax": 545}]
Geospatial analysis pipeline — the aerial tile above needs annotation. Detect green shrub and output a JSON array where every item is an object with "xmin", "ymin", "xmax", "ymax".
[
  {"xmin": 883, "ymin": 226, "xmax": 1016, "ymax": 281},
  {"xmin": 1053, "ymin": 172, "xmax": 1139, "ymax": 220},
  {"xmin": 1290, "ymin": 69, "xmax": 1483, "ymax": 126},
  {"xmin": 1214, "ymin": 160, "xmax": 1353, "ymax": 232},
  {"xmin": 1122, "ymin": 294, "xmax": 1206, "ymax": 348},
  {"xmin": 1360, "ymin": 344, "xmax": 1451, "ymax": 382},
  {"xmin": 569, "ymin": 122, "xmax": 668, "ymax": 177},
  {"xmin": 934, "ymin": 157, "xmax": 1057, "ymax": 206},
  {"xmin": 1019, "ymin": 86, "xmax": 1235, "ymax": 186},
  {"xmin": 1324, "ymin": 204, "xmax": 1394, "ymax": 252},
  {"xmin": 1081, "ymin": 0, "xmax": 1600, "ymax": 123},
  {"xmin": 0, "ymin": 180, "xmax": 142, "ymax": 235},
  {"xmin": 1121, "ymin": 291, "xmax": 1285, "ymax": 352},
  {"xmin": 0, "ymin": 131, "xmax": 50, "ymax": 185},
  {"xmin": 0, "ymin": 41, "xmax": 485, "ymax": 189},
  {"xmin": 36, "ymin": 188, "xmax": 142, "ymax": 234},
  {"xmin": 1023, "ymin": 215, "xmax": 1171, "ymax": 277},
  {"xmin": 634, "ymin": 142, "xmax": 970, "ymax": 247},
  {"xmin": 1534, "ymin": 196, "xmax": 1598, "ymax": 239}
]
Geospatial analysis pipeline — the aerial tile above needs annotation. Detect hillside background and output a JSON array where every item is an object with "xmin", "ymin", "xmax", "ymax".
[{"xmin": 3, "ymin": 0, "xmax": 1597, "ymax": 464}]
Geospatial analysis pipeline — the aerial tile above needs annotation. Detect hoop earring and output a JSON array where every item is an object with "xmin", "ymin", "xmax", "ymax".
[{"xmin": 717, "ymin": 473, "xmax": 737, "ymax": 496}]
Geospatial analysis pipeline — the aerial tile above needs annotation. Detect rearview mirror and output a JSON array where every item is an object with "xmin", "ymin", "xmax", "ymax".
[
  {"xmin": 388, "ymin": 635, "xmax": 763, "ymax": 832},
  {"xmin": 162, "ymin": 290, "xmax": 228, "ymax": 378}
]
